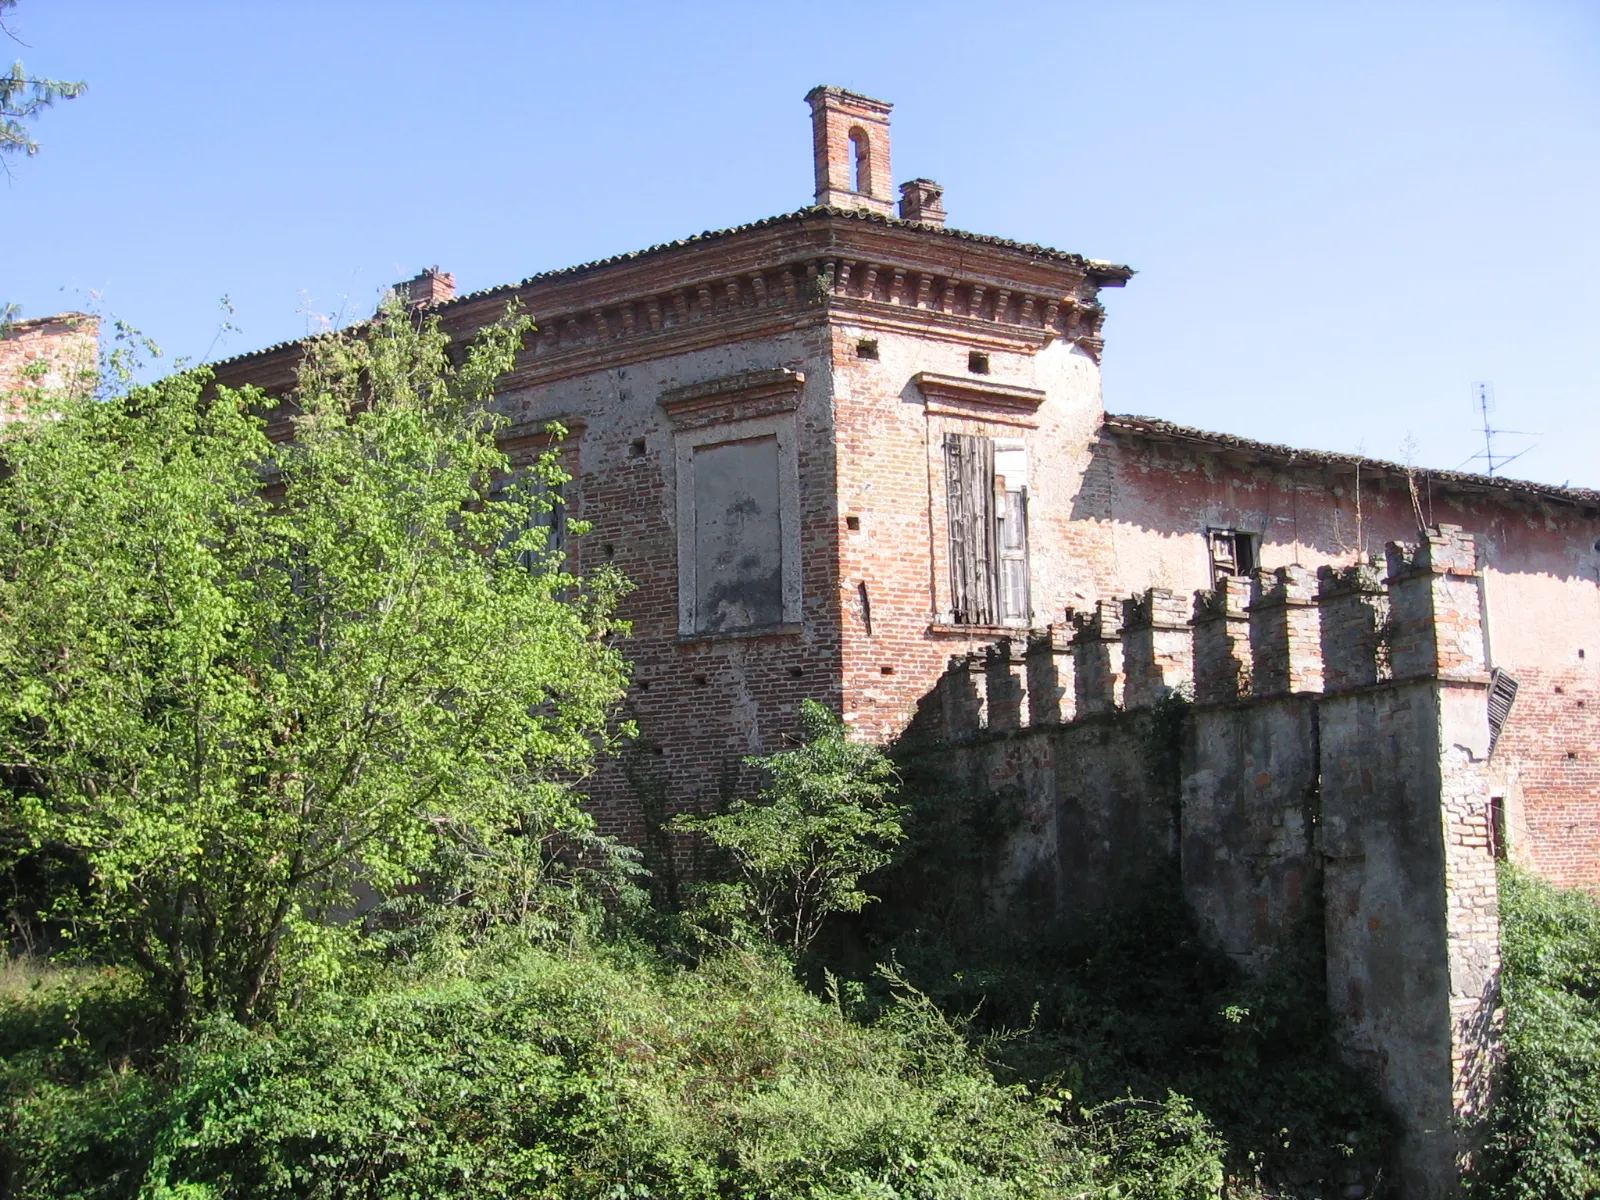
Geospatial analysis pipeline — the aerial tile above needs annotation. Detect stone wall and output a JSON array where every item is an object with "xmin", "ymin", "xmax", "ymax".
[{"xmin": 915, "ymin": 526, "xmax": 1501, "ymax": 1199}]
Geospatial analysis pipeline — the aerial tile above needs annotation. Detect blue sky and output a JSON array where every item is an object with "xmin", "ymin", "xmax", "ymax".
[{"xmin": 4, "ymin": 1, "xmax": 1597, "ymax": 487}]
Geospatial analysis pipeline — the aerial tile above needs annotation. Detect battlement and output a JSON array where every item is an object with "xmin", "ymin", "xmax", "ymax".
[
  {"xmin": 1384, "ymin": 522, "xmax": 1479, "ymax": 581},
  {"xmin": 931, "ymin": 527, "xmax": 1488, "ymax": 737}
]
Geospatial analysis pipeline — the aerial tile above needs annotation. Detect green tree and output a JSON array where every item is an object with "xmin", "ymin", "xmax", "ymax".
[
  {"xmin": 673, "ymin": 699, "xmax": 903, "ymax": 956},
  {"xmin": 0, "ymin": 299, "xmax": 631, "ymax": 1025},
  {"xmin": 0, "ymin": 0, "xmax": 84, "ymax": 167},
  {"xmin": 1471, "ymin": 866, "xmax": 1600, "ymax": 1198}
]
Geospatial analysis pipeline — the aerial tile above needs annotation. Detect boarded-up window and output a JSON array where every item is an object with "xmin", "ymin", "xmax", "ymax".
[
  {"xmin": 945, "ymin": 434, "xmax": 1030, "ymax": 625},
  {"xmin": 694, "ymin": 436, "xmax": 783, "ymax": 632}
]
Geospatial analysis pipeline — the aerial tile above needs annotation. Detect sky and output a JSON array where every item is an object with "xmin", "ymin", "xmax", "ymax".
[{"xmin": 4, "ymin": 1, "xmax": 1598, "ymax": 487}]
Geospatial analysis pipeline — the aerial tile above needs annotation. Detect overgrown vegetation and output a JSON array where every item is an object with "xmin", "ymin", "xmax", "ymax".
[
  {"xmin": 0, "ymin": 298, "xmax": 629, "ymax": 1025},
  {"xmin": 0, "ymin": 304, "xmax": 1245, "ymax": 1199},
  {"xmin": 0, "ymin": 942, "xmax": 1236, "ymax": 1199},
  {"xmin": 848, "ymin": 754, "xmax": 1394, "ymax": 1198},
  {"xmin": 1471, "ymin": 866, "xmax": 1600, "ymax": 1198},
  {"xmin": 672, "ymin": 700, "xmax": 904, "ymax": 956}
]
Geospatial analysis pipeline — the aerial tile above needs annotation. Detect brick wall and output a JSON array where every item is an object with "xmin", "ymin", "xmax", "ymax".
[{"xmin": 0, "ymin": 313, "xmax": 97, "ymax": 421}]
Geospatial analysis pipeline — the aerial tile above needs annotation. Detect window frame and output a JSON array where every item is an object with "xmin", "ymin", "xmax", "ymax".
[
  {"xmin": 1207, "ymin": 528, "xmax": 1258, "ymax": 586},
  {"xmin": 673, "ymin": 413, "xmax": 802, "ymax": 637},
  {"xmin": 944, "ymin": 432, "xmax": 1032, "ymax": 627}
]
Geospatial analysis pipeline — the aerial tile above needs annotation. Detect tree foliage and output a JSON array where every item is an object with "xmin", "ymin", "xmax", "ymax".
[
  {"xmin": 673, "ymin": 700, "xmax": 903, "ymax": 956},
  {"xmin": 1471, "ymin": 866, "xmax": 1600, "ymax": 1198},
  {"xmin": 0, "ymin": 299, "xmax": 630, "ymax": 1024},
  {"xmin": 0, "ymin": 0, "xmax": 84, "ymax": 166}
]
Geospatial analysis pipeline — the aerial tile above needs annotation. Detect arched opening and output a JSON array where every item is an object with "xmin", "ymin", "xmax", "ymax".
[{"xmin": 849, "ymin": 127, "xmax": 870, "ymax": 194}]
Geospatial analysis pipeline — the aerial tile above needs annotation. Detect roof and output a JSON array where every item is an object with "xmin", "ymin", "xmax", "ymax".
[
  {"xmin": 1103, "ymin": 413, "xmax": 1599, "ymax": 510},
  {"xmin": 210, "ymin": 206, "xmax": 1135, "ymax": 372}
]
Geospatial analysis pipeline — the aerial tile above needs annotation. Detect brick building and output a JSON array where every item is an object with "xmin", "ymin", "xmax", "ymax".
[
  {"xmin": 11, "ymin": 87, "xmax": 1600, "ymax": 890},
  {"xmin": 9, "ymin": 87, "xmax": 1600, "ymax": 1192}
]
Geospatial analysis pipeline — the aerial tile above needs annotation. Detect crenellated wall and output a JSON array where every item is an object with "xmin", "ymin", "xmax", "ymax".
[{"xmin": 911, "ymin": 525, "xmax": 1500, "ymax": 1200}]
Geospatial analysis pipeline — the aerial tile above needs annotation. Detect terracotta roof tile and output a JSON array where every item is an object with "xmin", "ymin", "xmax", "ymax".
[
  {"xmin": 209, "ymin": 207, "xmax": 1133, "ymax": 371},
  {"xmin": 1103, "ymin": 412, "xmax": 1598, "ymax": 509}
]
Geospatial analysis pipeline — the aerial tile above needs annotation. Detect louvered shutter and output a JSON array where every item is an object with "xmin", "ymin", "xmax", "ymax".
[
  {"xmin": 1487, "ymin": 668, "xmax": 1519, "ymax": 754},
  {"xmin": 945, "ymin": 433, "xmax": 997, "ymax": 625},
  {"xmin": 998, "ymin": 486, "xmax": 1030, "ymax": 622}
]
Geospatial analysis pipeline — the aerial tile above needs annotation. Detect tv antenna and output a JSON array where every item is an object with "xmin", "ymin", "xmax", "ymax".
[{"xmin": 1460, "ymin": 382, "xmax": 1537, "ymax": 476}]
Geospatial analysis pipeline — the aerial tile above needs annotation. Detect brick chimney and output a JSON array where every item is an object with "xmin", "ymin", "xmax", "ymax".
[
  {"xmin": 393, "ymin": 266, "xmax": 456, "ymax": 310},
  {"xmin": 898, "ymin": 178, "xmax": 946, "ymax": 228},
  {"xmin": 805, "ymin": 86, "xmax": 894, "ymax": 216}
]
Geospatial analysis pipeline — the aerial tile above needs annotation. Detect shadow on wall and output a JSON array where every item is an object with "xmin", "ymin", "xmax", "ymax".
[{"xmin": 882, "ymin": 526, "xmax": 1503, "ymax": 1200}]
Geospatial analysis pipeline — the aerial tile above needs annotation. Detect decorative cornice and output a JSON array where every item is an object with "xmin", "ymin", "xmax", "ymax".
[
  {"xmin": 913, "ymin": 371, "xmax": 1047, "ymax": 427},
  {"xmin": 658, "ymin": 368, "xmax": 805, "ymax": 429},
  {"xmin": 210, "ymin": 211, "xmax": 1128, "ymax": 392}
]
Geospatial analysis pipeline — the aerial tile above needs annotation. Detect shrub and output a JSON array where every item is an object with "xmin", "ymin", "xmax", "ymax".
[
  {"xmin": 1470, "ymin": 866, "xmax": 1600, "ymax": 1198},
  {"xmin": 673, "ymin": 700, "xmax": 903, "ymax": 956},
  {"xmin": 1, "ymin": 942, "xmax": 1226, "ymax": 1199}
]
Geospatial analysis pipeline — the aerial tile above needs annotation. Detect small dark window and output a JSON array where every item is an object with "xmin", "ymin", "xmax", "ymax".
[
  {"xmin": 845, "ymin": 515, "xmax": 860, "ymax": 531},
  {"xmin": 880, "ymin": 665, "xmax": 895, "ymax": 675},
  {"xmin": 856, "ymin": 339, "xmax": 879, "ymax": 360},
  {"xmin": 629, "ymin": 437, "xmax": 647, "ymax": 457},
  {"xmin": 1207, "ymin": 529, "xmax": 1257, "ymax": 585},
  {"xmin": 968, "ymin": 351, "xmax": 990, "ymax": 374}
]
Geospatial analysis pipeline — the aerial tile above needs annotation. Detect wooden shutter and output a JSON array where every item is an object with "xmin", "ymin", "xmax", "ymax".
[
  {"xmin": 997, "ymin": 486, "xmax": 1030, "ymax": 623},
  {"xmin": 1487, "ymin": 668, "xmax": 1519, "ymax": 754},
  {"xmin": 945, "ymin": 433, "xmax": 997, "ymax": 625}
]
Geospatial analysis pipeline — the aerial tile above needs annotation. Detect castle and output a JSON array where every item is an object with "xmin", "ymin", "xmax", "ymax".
[{"xmin": 8, "ymin": 88, "xmax": 1600, "ymax": 1196}]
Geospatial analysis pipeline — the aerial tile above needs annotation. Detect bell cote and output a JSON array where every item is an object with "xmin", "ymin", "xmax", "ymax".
[{"xmin": 805, "ymin": 86, "xmax": 895, "ymax": 216}]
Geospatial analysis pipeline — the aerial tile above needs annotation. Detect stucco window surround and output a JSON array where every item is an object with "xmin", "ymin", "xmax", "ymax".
[{"xmin": 660, "ymin": 370, "xmax": 805, "ymax": 637}]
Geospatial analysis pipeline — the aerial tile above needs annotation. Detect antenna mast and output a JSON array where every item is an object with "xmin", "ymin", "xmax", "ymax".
[{"xmin": 1463, "ymin": 381, "xmax": 1537, "ymax": 477}]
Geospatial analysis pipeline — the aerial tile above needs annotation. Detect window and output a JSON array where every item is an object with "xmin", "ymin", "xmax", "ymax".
[
  {"xmin": 662, "ymin": 371, "xmax": 804, "ymax": 637},
  {"xmin": 490, "ymin": 471, "xmax": 565, "ymax": 571},
  {"xmin": 967, "ymin": 351, "xmax": 990, "ymax": 375},
  {"xmin": 1207, "ymin": 528, "xmax": 1257, "ymax": 585},
  {"xmin": 945, "ymin": 433, "xmax": 1030, "ymax": 625},
  {"xmin": 691, "ymin": 437, "xmax": 783, "ymax": 632}
]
